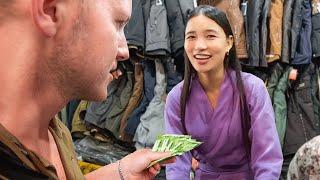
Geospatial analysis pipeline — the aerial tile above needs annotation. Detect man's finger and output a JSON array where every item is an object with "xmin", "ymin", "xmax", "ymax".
[
  {"xmin": 145, "ymin": 150, "xmax": 172, "ymax": 162},
  {"xmin": 148, "ymin": 166, "xmax": 160, "ymax": 176},
  {"xmin": 160, "ymin": 157, "xmax": 176, "ymax": 166},
  {"xmin": 152, "ymin": 163, "xmax": 161, "ymax": 171}
]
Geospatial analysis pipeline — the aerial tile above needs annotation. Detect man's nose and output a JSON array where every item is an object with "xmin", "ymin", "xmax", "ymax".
[{"xmin": 116, "ymin": 34, "xmax": 129, "ymax": 61}]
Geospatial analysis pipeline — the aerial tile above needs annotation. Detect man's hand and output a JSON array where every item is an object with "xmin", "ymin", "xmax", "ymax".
[
  {"xmin": 86, "ymin": 149, "xmax": 175, "ymax": 180},
  {"xmin": 120, "ymin": 149, "xmax": 176, "ymax": 180}
]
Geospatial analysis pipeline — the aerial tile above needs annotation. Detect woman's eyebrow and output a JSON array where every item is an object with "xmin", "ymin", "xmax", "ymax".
[
  {"xmin": 186, "ymin": 31, "xmax": 196, "ymax": 35},
  {"xmin": 204, "ymin": 29, "xmax": 219, "ymax": 34}
]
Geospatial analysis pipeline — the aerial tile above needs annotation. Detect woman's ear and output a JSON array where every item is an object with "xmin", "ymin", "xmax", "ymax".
[{"xmin": 226, "ymin": 35, "xmax": 234, "ymax": 52}]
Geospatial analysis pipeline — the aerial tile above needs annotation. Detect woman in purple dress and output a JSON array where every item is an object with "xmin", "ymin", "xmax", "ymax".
[{"xmin": 165, "ymin": 5, "xmax": 283, "ymax": 180}]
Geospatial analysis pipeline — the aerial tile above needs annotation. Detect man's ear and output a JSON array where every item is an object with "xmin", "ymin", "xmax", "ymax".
[{"xmin": 32, "ymin": 0, "xmax": 59, "ymax": 37}]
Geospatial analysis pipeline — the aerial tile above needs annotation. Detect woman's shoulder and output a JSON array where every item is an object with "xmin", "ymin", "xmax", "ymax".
[
  {"xmin": 240, "ymin": 71, "xmax": 265, "ymax": 88},
  {"xmin": 167, "ymin": 80, "xmax": 184, "ymax": 104},
  {"xmin": 239, "ymin": 71, "xmax": 269, "ymax": 102},
  {"xmin": 228, "ymin": 70, "xmax": 267, "ymax": 98}
]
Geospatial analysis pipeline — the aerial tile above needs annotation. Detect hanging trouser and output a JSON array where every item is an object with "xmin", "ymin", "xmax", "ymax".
[
  {"xmin": 125, "ymin": 60, "xmax": 156, "ymax": 136},
  {"xmin": 134, "ymin": 59, "xmax": 167, "ymax": 149},
  {"xmin": 119, "ymin": 62, "xmax": 144, "ymax": 142}
]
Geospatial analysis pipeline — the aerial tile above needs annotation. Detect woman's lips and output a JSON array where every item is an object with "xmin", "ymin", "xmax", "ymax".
[
  {"xmin": 194, "ymin": 54, "xmax": 212, "ymax": 65},
  {"xmin": 194, "ymin": 54, "xmax": 212, "ymax": 59}
]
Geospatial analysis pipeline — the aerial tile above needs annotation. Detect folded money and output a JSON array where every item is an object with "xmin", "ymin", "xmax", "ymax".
[{"xmin": 147, "ymin": 134, "xmax": 202, "ymax": 168}]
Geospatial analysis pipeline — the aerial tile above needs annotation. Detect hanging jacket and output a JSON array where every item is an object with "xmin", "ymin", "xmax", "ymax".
[
  {"xmin": 145, "ymin": 0, "xmax": 171, "ymax": 56},
  {"xmin": 134, "ymin": 59, "xmax": 167, "ymax": 149},
  {"xmin": 119, "ymin": 60, "xmax": 144, "ymax": 142},
  {"xmin": 290, "ymin": 0, "xmax": 312, "ymax": 65},
  {"xmin": 282, "ymin": 0, "xmax": 312, "ymax": 65},
  {"xmin": 178, "ymin": 0, "xmax": 195, "ymax": 24},
  {"xmin": 164, "ymin": 0, "xmax": 185, "ymax": 56},
  {"xmin": 273, "ymin": 66, "xmax": 292, "ymax": 148},
  {"xmin": 246, "ymin": 0, "xmax": 271, "ymax": 67},
  {"xmin": 125, "ymin": 0, "xmax": 145, "ymax": 52},
  {"xmin": 266, "ymin": 0, "xmax": 284, "ymax": 63},
  {"xmin": 311, "ymin": 0, "xmax": 320, "ymax": 59},
  {"xmin": 198, "ymin": 0, "xmax": 248, "ymax": 59},
  {"xmin": 125, "ymin": 60, "xmax": 156, "ymax": 136},
  {"xmin": 85, "ymin": 62, "xmax": 134, "ymax": 139},
  {"xmin": 284, "ymin": 64, "xmax": 319, "ymax": 155},
  {"xmin": 267, "ymin": 62, "xmax": 284, "ymax": 102},
  {"xmin": 281, "ymin": 0, "xmax": 294, "ymax": 64},
  {"xmin": 311, "ymin": 65, "xmax": 320, "ymax": 132}
]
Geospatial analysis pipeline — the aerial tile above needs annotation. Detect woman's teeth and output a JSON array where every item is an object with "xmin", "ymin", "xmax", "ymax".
[{"xmin": 194, "ymin": 54, "xmax": 212, "ymax": 59}]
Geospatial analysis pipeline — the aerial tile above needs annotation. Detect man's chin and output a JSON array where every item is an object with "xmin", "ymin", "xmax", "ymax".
[
  {"xmin": 82, "ymin": 90, "xmax": 108, "ymax": 102},
  {"xmin": 95, "ymin": 92, "xmax": 108, "ymax": 102}
]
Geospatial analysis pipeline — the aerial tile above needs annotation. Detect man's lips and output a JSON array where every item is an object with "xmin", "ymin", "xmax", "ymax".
[
  {"xmin": 108, "ymin": 72, "xmax": 114, "ymax": 81},
  {"xmin": 109, "ymin": 66, "xmax": 117, "ymax": 73}
]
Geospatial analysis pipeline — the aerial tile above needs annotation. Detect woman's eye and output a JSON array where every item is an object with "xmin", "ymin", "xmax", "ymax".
[
  {"xmin": 207, "ymin": 35, "xmax": 216, "ymax": 39},
  {"xmin": 186, "ymin": 36, "xmax": 196, "ymax": 39}
]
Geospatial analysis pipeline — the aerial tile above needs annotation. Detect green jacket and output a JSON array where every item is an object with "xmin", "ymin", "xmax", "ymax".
[{"xmin": 273, "ymin": 67, "xmax": 292, "ymax": 147}]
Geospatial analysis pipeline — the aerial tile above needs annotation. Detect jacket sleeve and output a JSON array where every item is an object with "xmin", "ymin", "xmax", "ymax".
[
  {"xmin": 164, "ymin": 89, "xmax": 192, "ymax": 180},
  {"xmin": 247, "ymin": 0, "xmax": 269, "ymax": 67},
  {"xmin": 247, "ymin": 78, "xmax": 283, "ymax": 179}
]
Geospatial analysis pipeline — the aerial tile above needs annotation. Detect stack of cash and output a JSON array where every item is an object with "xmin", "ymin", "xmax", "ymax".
[{"xmin": 148, "ymin": 134, "xmax": 202, "ymax": 168}]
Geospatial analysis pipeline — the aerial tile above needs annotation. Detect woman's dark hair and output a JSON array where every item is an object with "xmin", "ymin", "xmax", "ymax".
[{"xmin": 180, "ymin": 5, "xmax": 251, "ymax": 160}]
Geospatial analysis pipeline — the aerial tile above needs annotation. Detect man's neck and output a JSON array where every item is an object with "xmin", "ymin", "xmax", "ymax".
[
  {"xmin": 0, "ymin": 74, "xmax": 67, "ymax": 151},
  {"xmin": 0, "ymin": 31, "xmax": 67, "ymax": 154}
]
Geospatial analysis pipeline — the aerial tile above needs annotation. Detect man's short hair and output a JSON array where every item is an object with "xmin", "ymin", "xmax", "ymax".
[
  {"xmin": 0, "ymin": 0, "xmax": 13, "ymax": 8},
  {"xmin": 0, "ymin": 0, "xmax": 14, "ymax": 23}
]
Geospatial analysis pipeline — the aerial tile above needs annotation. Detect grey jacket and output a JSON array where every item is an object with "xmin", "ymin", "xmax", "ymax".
[{"xmin": 146, "ymin": 0, "xmax": 171, "ymax": 55}]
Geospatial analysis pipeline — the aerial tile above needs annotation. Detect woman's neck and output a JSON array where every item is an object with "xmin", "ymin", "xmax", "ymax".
[{"xmin": 197, "ymin": 68, "xmax": 226, "ymax": 92}]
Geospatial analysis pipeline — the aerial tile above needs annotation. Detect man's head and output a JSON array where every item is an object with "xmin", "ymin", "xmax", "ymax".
[{"xmin": 1, "ymin": 0, "xmax": 131, "ymax": 101}]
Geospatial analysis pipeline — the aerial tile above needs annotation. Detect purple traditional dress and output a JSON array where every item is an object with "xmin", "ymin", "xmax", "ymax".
[{"xmin": 165, "ymin": 70, "xmax": 283, "ymax": 180}]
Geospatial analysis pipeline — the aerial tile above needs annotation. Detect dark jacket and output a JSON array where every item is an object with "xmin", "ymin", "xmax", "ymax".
[
  {"xmin": 246, "ymin": 0, "xmax": 271, "ymax": 67},
  {"xmin": 0, "ymin": 142, "xmax": 49, "ymax": 180},
  {"xmin": 178, "ymin": 0, "xmax": 195, "ymax": 24},
  {"xmin": 311, "ymin": 0, "xmax": 320, "ymax": 59},
  {"xmin": 165, "ymin": 0, "xmax": 186, "ymax": 55},
  {"xmin": 282, "ymin": 0, "xmax": 312, "ymax": 64},
  {"xmin": 125, "ymin": 0, "xmax": 145, "ymax": 51},
  {"xmin": 290, "ymin": 0, "xmax": 312, "ymax": 65},
  {"xmin": 284, "ymin": 64, "xmax": 319, "ymax": 155},
  {"xmin": 281, "ymin": 0, "xmax": 294, "ymax": 64}
]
